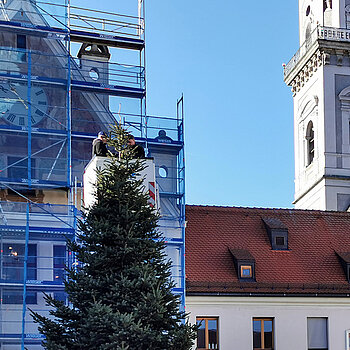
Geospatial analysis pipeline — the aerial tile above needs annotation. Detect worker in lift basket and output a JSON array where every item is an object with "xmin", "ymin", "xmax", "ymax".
[
  {"xmin": 92, "ymin": 131, "xmax": 108, "ymax": 157},
  {"xmin": 127, "ymin": 134, "xmax": 145, "ymax": 159}
]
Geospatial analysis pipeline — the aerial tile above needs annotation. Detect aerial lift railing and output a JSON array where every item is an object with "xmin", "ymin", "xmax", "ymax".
[{"xmin": 120, "ymin": 113, "xmax": 185, "ymax": 141}]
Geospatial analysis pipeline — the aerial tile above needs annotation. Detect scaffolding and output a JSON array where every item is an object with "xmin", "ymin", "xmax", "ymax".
[{"xmin": 0, "ymin": 0, "xmax": 186, "ymax": 348}]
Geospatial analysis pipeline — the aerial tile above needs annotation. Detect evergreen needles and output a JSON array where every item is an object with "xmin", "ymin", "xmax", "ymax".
[{"xmin": 31, "ymin": 124, "xmax": 197, "ymax": 349}]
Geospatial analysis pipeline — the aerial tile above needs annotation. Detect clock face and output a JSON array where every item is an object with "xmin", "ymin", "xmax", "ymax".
[{"xmin": 0, "ymin": 82, "xmax": 48, "ymax": 127}]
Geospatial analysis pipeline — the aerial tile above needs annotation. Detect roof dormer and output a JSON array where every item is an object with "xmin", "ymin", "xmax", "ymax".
[
  {"xmin": 229, "ymin": 248, "xmax": 256, "ymax": 282},
  {"xmin": 336, "ymin": 252, "xmax": 350, "ymax": 283},
  {"xmin": 262, "ymin": 217, "xmax": 289, "ymax": 251}
]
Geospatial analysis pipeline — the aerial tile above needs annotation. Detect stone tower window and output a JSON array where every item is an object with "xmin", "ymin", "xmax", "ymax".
[
  {"xmin": 346, "ymin": 5, "xmax": 350, "ymax": 29},
  {"xmin": 324, "ymin": 0, "xmax": 332, "ymax": 11},
  {"xmin": 306, "ymin": 5, "xmax": 311, "ymax": 16},
  {"xmin": 306, "ymin": 121, "xmax": 315, "ymax": 166},
  {"xmin": 324, "ymin": 0, "xmax": 332, "ymax": 26},
  {"xmin": 305, "ymin": 22, "xmax": 312, "ymax": 46}
]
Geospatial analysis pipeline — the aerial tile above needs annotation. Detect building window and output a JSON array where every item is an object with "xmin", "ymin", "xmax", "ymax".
[
  {"xmin": 2, "ymin": 243, "xmax": 37, "ymax": 281},
  {"xmin": 323, "ymin": 0, "xmax": 332, "ymax": 10},
  {"xmin": 229, "ymin": 248, "xmax": 256, "ymax": 281},
  {"xmin": 306, "ymin": 121, "xmax": 315, "ymax": 166},
  {"xmin": 2, "ymin": 289, "xmax": 37, "ymax": 304},
  {"xmin": 262, "ymin": 217, "xmax": 288, "ymax": 251},
  {"xmin": 306, "ymin": 5, "xmax": 311, "ymax": 16},
  {"xmin": 346, "ymin": 329, "xmax": 350, "ymax": 350},
  {"xmin": 305, "ymin": 22, "xmax": 312, "ymax": 47},
  {"xmin": 275, "ymin": 236, "xmax": 285, "ymax": 246},
  {"xmin": 16, "ymin": 34, "xmax": 26, "ymax": 62},
  {"xmin": 16, "ymin": 34, "xmax": 26, "ymax": 49},
  {"xmin": 196, "ymin": 317, "xmax": 219, "ymax": 350},
  {"xmin": 53, "ymin": 291, "xmax": 67, "ymax": 304},
  {"xmin": 346, "ymin": 6, "xmax": 350, "ymax": 29},
  {"xmin": 240, "ymin": 265, "xmax": 252, "ymax": 278},
  {"xmin": 53, "ymin": 245, "xmax": 66, "ymax": 282},
  {"xmin": 253, "ymin": 318, "xmax": 274, "ymax": 350},
  {"xmin": 307, "ymin": 317, "xmax": 328, "ymax": 350}
]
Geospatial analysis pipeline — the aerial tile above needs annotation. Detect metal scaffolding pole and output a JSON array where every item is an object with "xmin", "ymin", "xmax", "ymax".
[
  {"xmin": 67, "ymin": 0, "xmax": 72, "ymax": 202},
  {"xmin": 21, "ymin": 202, "xmax": 30, "ymax": 350},
  {"xmin": 27, "ymin": 51, "xmax": 32, "ymax": 188}
]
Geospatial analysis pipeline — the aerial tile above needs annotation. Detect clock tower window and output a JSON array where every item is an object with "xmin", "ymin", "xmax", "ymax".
[
  {"xmin": 16, "ymin": 35, "xmax": 26, "ymax": 49},
  {"xmin": 306, "ymin": 121, "xmax": 315, "ymax": 166},
  {"xmin": 16, "ymin": 34, "xmax": 26, "ymax": 62}
]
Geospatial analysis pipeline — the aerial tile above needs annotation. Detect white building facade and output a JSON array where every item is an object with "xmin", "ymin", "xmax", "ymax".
[
  {"xmin": 188, "ymin": 296, "xmax": 350, "ymax": 350},
  {"xmin": 285, "ymin": 0, "xmax": 350, "ymax": 210}
]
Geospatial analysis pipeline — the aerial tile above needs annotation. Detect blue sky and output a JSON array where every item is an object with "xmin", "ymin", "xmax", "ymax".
[{"xmin": 75, "ymin": 0, "xmax": 300, "ymax": 208}]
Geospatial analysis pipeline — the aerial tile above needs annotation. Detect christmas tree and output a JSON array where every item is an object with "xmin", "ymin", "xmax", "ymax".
[{"xmin": 31, "ymin": 124, "xmax": 197, "ymax": 350}]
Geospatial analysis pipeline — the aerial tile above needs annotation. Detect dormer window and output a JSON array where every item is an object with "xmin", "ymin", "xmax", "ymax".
[
  {"xmin": 275, "ymin": 236, "xmax": 285, "ymax": 246},
  {"xmin": 262, "ymin": 217, "xmax": 289, "ymax": 250},
  {"xmin": 229, "ymin": 248, "xmax": 256, "ymax": 282},
  {"xmin": 241, "ymin": 265, "xmax": 252, "ymax": 279},
  {"xmin": 336, "ymin": 252, "xmax": 350, "ymax": 282}
]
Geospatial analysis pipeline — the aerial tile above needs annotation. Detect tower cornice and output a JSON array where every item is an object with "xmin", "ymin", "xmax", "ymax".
[{"xmin": 284, "ymin": 26, "xmax": 350, "ymax": 95}]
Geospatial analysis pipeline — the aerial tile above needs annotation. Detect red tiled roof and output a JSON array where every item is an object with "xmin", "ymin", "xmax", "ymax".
[{"xmin": 185, "ymin": 205, "xmax": 350, "ymax": 295}]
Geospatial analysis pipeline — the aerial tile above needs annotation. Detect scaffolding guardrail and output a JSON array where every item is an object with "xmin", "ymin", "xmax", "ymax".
[{"xmin": 0, "ymin": 0, "xmax": 145, "ymax": 41}]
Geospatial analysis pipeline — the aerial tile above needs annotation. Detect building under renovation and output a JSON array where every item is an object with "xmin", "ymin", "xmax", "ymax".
[{"xmin": 0, "ymin": 0, "xmax": 186, "ymax": 348}]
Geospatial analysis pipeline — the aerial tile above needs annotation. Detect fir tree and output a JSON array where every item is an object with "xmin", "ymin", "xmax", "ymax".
[{"xmin": 31, "ymin": 124, "xmax": 197, "ymax": 349}]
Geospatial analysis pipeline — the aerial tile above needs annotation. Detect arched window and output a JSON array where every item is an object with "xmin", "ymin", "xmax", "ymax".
[
  {"xmin": 324, "ymin": 0, "xmax": 332, "ymax": 10},
  {"xmin": 306, "ymin": 121, "xmax": 315, "ymax": 166},
  {"xmin": 346, "ymin": 5, "xmax": 350, "ymax": 29},
  {"xmin": 305, "ymin": 22, "xmax": 312, "ymax": 47},
  {"xmin": 324, "ymin": 0, "xmax": 332, "ymax": 26},
  {"xmin": 306, "ymin": 5, "xmax": 311, "ymax": 16}
]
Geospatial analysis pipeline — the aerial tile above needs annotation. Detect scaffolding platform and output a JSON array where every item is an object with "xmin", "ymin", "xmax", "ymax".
[{"xmin": 0, "ymin": 0, "xmax": 186, "ymax": 348}]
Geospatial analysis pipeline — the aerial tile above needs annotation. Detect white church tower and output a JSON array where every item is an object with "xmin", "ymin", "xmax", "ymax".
[{"xmin": 284, "ymin": 0, "xmax": 350, "ymax": 211}]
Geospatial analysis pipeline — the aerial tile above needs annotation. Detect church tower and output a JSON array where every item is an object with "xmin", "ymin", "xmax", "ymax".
[{"xmin": 284, "ymin": 0, "xmax": 350, "ymax": 211}]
